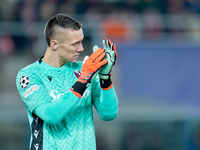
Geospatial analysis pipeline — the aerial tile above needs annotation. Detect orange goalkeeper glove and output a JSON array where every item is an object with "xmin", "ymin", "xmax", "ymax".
[
  {"xmin": 70, "ymin": 48, "xmax": 108, "ymax": 98},
  {"xmin": 99, "ymin": 38, "xmax": 117, "ymax": 80},
  {"xmin": 93, "ymin": 39, "xmax": 117, "ymax": 90}
]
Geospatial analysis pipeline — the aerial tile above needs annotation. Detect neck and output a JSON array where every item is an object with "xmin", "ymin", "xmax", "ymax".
[{"xmin": 43, "ymin": 47, "xmax": 65, "ymax": 67}]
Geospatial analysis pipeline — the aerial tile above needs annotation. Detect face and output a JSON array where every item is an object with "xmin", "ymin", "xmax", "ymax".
[{"xmin": 56, "ymin": 28, "xmax": 84, "ymax": 64}]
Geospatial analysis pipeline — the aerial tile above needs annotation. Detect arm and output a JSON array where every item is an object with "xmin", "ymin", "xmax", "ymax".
[
  {"xmin": 33, "ymin": 91, "xmax": 79, "ymax": 125},
  {"xmin": 92, "ymin": 79, "xmax": 118, "ymax": 121},
  {"xmin": 92, "ymin": 38, "xmax": 118, "ymax": 121},
  {"xmin": 16, "ymin": 71, "xmax": 80, "ymax": 125}
]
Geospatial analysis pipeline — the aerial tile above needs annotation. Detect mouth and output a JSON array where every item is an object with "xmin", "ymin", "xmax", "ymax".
[
  {"xmin": 73, "ymin": 55, "xmax": 79, "ymax": 60},
  {"xmin": 74, "ymin": 55, "xmax": 79, "ymax": 58}
]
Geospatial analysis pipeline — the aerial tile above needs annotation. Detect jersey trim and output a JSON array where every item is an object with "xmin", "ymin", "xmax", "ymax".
[
  {"xmin": 30, "ymin": 114, "xmax": 43, "ymax": 150},
  {"xmin": 38, "ymin": 56, "xmax": 44, "ymax": 64}
]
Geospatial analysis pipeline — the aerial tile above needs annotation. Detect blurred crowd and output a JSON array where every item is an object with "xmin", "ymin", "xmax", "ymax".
[
  {"xmin": 1, "ymin": 0, "xmax": 200, "ymax": 22},
  {"xmin": 0, "ymin": 0, "xmax": 200, "ymax": 55}
]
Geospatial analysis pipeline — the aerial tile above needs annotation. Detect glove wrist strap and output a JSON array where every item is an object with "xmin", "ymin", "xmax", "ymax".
[
  {"xmin": 100, "ymin": 76, "xmax": 113, "ymax": 90},
  {"xmin": 99, "ymin": 73, "xmax": 110, "ymax": 80},
  {"xmin": 70, "ymin": 82, "xmax": 87, "ymax": 98}
]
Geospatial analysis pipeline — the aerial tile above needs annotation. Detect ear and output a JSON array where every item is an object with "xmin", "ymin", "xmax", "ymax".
[{"xmin": 50, "ymin": 40, "xmax": 59, "ymax": 51}]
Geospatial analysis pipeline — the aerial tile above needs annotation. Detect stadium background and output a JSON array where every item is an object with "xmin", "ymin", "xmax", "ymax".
[{"xmin": 1, "ymin": 0, "xmax": 200, "ymax": 149}]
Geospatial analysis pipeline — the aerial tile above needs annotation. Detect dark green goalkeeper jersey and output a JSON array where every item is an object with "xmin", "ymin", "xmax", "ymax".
[{"xmin": 16, "ymin": 57, "xmax": 118, "ymax": 150}]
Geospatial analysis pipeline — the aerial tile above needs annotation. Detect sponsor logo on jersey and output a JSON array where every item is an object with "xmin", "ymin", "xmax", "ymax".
[
  {"xmin": 50, "ymin": 90, "xmax": 64, "ymax": 102},
  {"xmin": 82, "ymin": 90, "xmax": 91, "ymax": 98},
  {"xmin": 23, "ymin": 84, "xmax": 39, "ymax": 98},
  {"xmin": 50, "ymin": 89, "xmax": 90, "ymax": 101},
  {"xmin": 74, "ymin": 70, "xmax": 81, "ymax": 78}
]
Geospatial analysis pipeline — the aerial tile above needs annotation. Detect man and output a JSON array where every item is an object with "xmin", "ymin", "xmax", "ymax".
[{"xmin": 16, "ymin": 13, "xmax": 118, "ymax": 150}]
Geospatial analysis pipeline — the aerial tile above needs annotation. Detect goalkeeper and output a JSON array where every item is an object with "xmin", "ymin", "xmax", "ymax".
[{"xmin": 16, "ymin": 13, "xmax": 118, "ymax": 150}]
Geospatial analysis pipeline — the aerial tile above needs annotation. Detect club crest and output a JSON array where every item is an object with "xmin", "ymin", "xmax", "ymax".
[{"xmin": 74, "ymin": 70, "xmax": 81, "ymax": 78}]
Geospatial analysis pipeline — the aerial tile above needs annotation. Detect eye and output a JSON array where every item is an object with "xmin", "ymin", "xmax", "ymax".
[
  {"xmin": 72, "ymin": 42, "xmax": 78, "ymax": 46},
  {"xmin": 72, "ymin": 42, "xmax": 81, "ymax": 47}
]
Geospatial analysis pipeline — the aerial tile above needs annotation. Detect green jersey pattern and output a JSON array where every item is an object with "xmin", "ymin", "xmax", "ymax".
[{"xmin": 16, "ymin": 57, "xmax": 116, "ymax": 150}]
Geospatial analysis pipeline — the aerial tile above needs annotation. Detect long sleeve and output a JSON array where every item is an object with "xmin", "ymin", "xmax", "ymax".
[
  {"xmin": 33, "ymin": 91, "xmax": 79, "ymax": 125},
  {"xmin": 16, "ymin": 69, "xmax": 80, "ymax": 125},
  {"xmin": 92, "ymin": 78, "xmax": 118, "ymax": 121}
]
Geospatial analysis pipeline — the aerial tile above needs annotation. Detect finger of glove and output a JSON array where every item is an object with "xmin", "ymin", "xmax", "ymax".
[
  {"xmin": 83, "ymin": 56, "xmax": 89, "ymax": 64},
  {"xmin": 94, "ymin": 51, "xmax": 106, "ymax": 64},
  {"xmin": 108, "ymin": 39, "xmax": 112, "ymax": 47},
  {"xmin": 111, "ymin": 43, "xmax": 117, "ymax": 65},
  {"xmin": 94, "ymin": 59, "xmax": 108, "ymax": 71},
  {"xmin": 103, "ymin": 38, "xmax": 113, "ymax": 48},
  {"xmin": 106, "ymin": 39, "xmax": 113, "ymax": 53},
  {"xmin": 103, "ymin": 39, "xmax": 112, "ymax": 58},
  {"xmin": 93, "ymin": 45, "xmax": 99, "ymax": 53},
  {"xmin": 99, "ymin": 58, "xmax": 112, "ymax": 75},
  {"xmin": 103, "ymin": 38, "xmax": 108, "ymax": 45},
  {"xmin": 103, "ymin": 39, "xmax": 109, "ymax": 50},
  {"xmin": 89, "ymin": 48, "xmax": 105, "ymax": 62},
  {"xmin": 103, "ymin": 38, "xmax": 117, "ymax": 65}
]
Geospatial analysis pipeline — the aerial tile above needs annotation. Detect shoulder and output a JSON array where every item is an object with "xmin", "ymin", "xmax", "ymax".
[
  {"xmin": 16, "ymin": 60, "xmax": 42, "ymax": 86},
  {"xmin": 16, "ymin": 60, "xmax": 43, "ymax": 91},
  {"xmin": 17, "ymin": 61, "xmax": 39, "ymax": 77}
]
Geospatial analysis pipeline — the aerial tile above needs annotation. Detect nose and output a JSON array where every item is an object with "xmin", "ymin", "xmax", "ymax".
[{"xmin": 77, "ymin": 43, "xmax": 84, "ymax": 52}]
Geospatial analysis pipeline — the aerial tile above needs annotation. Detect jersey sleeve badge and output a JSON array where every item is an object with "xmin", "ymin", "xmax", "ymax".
[
  {"xmin": 23, "ymin": 84, "xmax": 39, "ymax": 98},
  {"xmin": 19, "ymin": 75, "xmax": 30, "ymax": 89}
]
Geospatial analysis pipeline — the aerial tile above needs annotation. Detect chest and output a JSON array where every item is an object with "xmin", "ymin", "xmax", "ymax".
[
  {"xmin": 40, "ymin": 69, "xmax": 76, "ymax": 92},
  {"xmin": 38, "ymin": 68, "xmax": 92, "ymax": 104}
]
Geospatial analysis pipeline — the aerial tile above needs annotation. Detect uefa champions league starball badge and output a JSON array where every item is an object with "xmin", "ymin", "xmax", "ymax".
[{"xmin": 19, "ymin": 75, "xmax": 30, "ymax": 89}]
